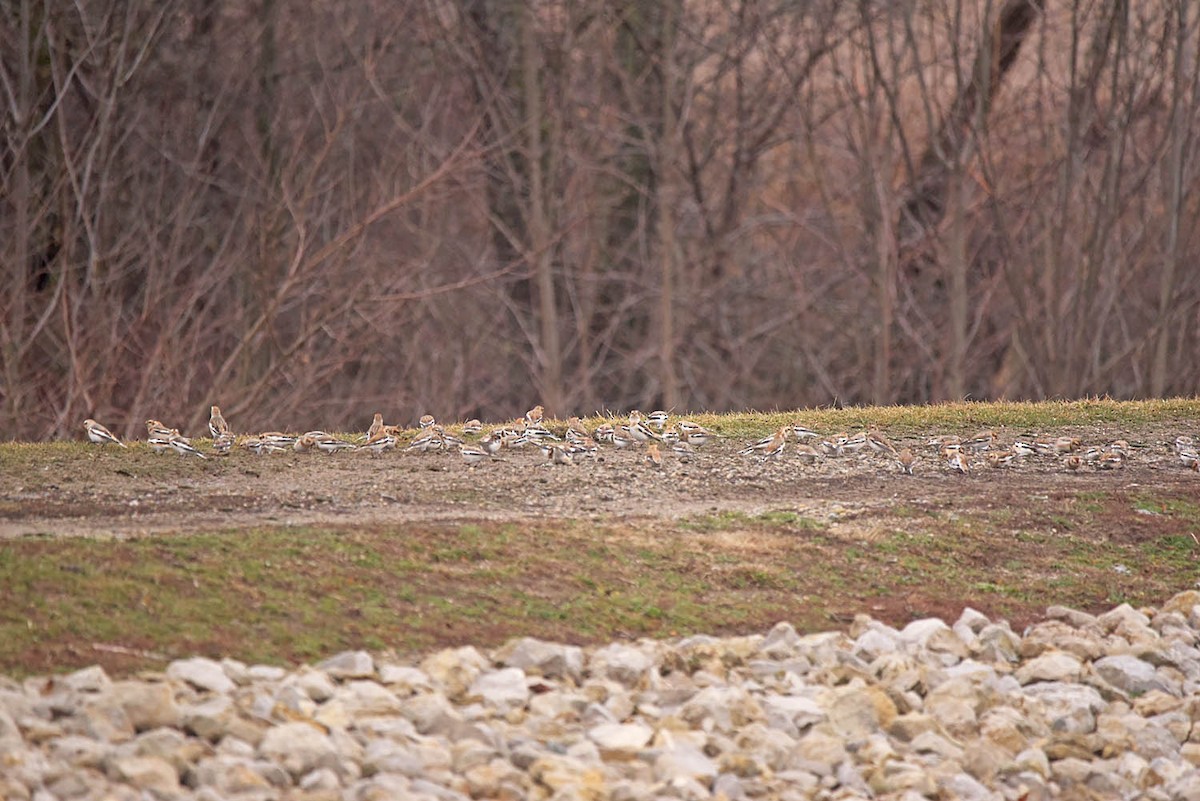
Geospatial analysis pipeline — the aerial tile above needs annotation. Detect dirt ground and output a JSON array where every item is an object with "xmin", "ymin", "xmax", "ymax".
[
  {"xmin": 2, "ymin": 419, "xmax": 1199, "ymax": 676},
  {"xmin": 3, "ymin": 421, "xmax": 1195, "ymax": 540}
]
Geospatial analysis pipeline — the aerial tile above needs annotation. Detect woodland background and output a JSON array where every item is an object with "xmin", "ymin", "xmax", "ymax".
[{"xmin": 3, "ymin": 0, "xmax": 1200, "ymax": 440}]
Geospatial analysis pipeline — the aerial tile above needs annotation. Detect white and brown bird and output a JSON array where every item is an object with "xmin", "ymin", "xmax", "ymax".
[
  {"xmin": 459, "ymin": 444, "xmax": 490, "ymax": 466},
  {"xmin": 896, "ymin": 448, "xmax": 916, "ymax": 475},
  {"xmin": 946, "ymin": 449, "xmax": 970, "ymax": 474},
  {"xmin": 644, "ymin": 442, "xmax": 664, "ymax": 469},
  {"xmin": 146, "ymin": 419, "xmax": 184, "ymax": 442},
  {"xmin": 209, "ymin": 406, "xmax": 229, "ymax": 439},
  {"xmin": 83, "ymin": 419, "xmax": 127, "ymax": 448},
  {"xmin": 626, "ymin": 410, "xmax": 661, "ymax": 442},
  {"xmin": 360, "ymin": 429, "xmax": 397, "ymax": 456},
  {"xmin": 741, "ymin": 427, "xmax": 787, "ymax": 457},
  {"xmin": 418, "ymin": 414, "xmax": 436, "ymax": 429},
  {"xmin": 463, "ymin": 419, "xmax": 483, "ymax": 436},
  {"xmin": 365, "ymin": 413, "xmax": 385, "ymax": 441},
  {"xmin": 169, "ymin": 436, "xmax": 207, "ymax": 459},
  {"xmin": 525, "ymin": 405, "xmax": 545, "ymax": 426},
  {"xmin": 647, "ymin": 410, "xmax": 670, "ymax": 431},
  {"xmin": 212, "ymin": 431, "xmax": 236, "ymax": 455}
]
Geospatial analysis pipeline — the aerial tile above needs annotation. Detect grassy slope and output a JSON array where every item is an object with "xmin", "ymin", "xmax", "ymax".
[{"xmin": 1, "ymin": 399, "xmax": 1198, "ymax": 677}]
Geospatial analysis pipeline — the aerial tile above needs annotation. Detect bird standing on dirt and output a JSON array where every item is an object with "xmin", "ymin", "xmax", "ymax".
[
  {"xmin": 209, "ymin": 406, "xmax": 230, "ymax": 439},
  {"xmin": 83, "ymin": 419, "xmax": 127, "ymax": 448}
]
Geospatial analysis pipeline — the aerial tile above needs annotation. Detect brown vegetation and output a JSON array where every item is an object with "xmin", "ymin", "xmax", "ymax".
[{"xmin": 3, "ymin": 1, "xmax": 1200, "ymax": 441}]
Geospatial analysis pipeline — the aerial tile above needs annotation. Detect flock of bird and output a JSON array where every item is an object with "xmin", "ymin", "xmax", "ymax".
[{"xmin": 81, "ymin": 405, "xmax": 1200, "ymax": 476}]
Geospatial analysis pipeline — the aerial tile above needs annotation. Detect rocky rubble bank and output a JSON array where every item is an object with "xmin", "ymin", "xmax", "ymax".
[{"xmin": 5, "ymin": 593, "xmax": 1200, "ymax": 801}]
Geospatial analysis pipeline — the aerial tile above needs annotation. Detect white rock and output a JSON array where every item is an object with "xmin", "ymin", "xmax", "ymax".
[
  {"xmin": 108, "ymin": 755, "xmax": 180, "ymax": 794},
  {"xmin": 497, "ymin": 637, "xmax": 585, "ymax": 682},
  {"xmin": 421, "ymin": 646, "xmax": 488, "ymax": 698},
  {"xmin": 246, "ymin": 664, "xmax": 287, "ymax": 682},
  {"xmin": 168, "ymin": 657, "xmax": 236, "ymax": 694},
  {"xmin": 1094, "ymin": 654, "xmax": 1175, "ymax": 695},
  {"xmin": 98, "ymin": 681, "xmax": 181, "ymax": 732},
  {"xmin": 1021, "ymin": 682, "xmax": 1106, "ymax": 734},
  {"xmin": 258, "ymin": 721, "xmax": 340, "ymax": 778},
  {"xmin": 317, "ymin": 650, "xmax": 375, "ymax": 679},
  {"xmin": 295, "ymin": 668, "xmax": 338, "ymax": 701},
  {"xmin": 62, "ymin": 665, "xmax": 112, "ymax": 694},
  {"xmin": 590, "ymin": 643, "xmax": 654, "ymax": 687},
  {"xmin": 468, "ymin": 667, "xmax": 530, "ymax": 710},
  {"xmin": 1015, "ymin": 651, "xmax": 1083, "ymax": 684},
  {"xmin": 655, "ymin": 743, "xmax": 718, "ymax": 783},
  {"xmin": 588, "ymin": 722, "xmax": 653, "ymax": 753},
  {"xmin": 181, "ymin": 696, "xmax": 237, "ymax": 742},
  {"xmin": 378, "ymin": 663, "xmax": 433, "ymax": 693},
  {"xmin": 332, "ymin": 680, "xmax": 405, "ymax": 717}
]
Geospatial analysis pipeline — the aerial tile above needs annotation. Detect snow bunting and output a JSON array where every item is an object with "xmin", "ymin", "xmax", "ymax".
[
  {"xmin": 647, "ymin": 410, "xmax": 670, "ymax": 431},
  {"xmin": 840, "ymin": 432, "xmax": 868, "ymax": 454},
  {"xmin": 209, "ymin": 406, "xmax": 229, "ymax": 438},
  {"xmin": 1054, "ymin": 436, "xmax": 1081, "ymax": 455},
  {"xmin": 1063, "ymin": 454, "xmax": 1083, "ymax": 471},
  {"xmin": 791, "ymin": 424, "xmax": 820, "ymax": 440},
  {"xmin": 963, "ymin": 430, "xmax": 996, "ymax": 453},
  {"xmin": 83, "ymin": 419, "xmax": 127, "ymax": 448},
  {"xmin": 500, "ymin": 433, "xmax": 530, "ymax": 450},
  {"xmin": 610, "ymin": 427, "xmax": 636, "ymax": 449},
  {"xmin": 660, "ymin": 426, "xmax": 680, "ymax": 444},
  {"xmin": 793, "ymin": 442, "xmax": 821, "ymax": 463},
  {"xmin": 566, "ymin": 438, "xmax": 600, "ymax": 459},
  {"xmin": 146, "ymin": 419, "xmax": 184, "ymax": 442},
  {"xmin": 946, "ymin": 449, "xmax": 970, "ymax": 474},
  {"xmin": 897, "ymin": 448, "xmax": 916, "ymax": 475},
  {"xmin": 566, "ymin": 417, "xmax": 590, "ymax": 442},
  {"xmin": 524, "ymin": 424, "xmax": 560, "ymax": 442},
  {"xmin": 260, "ymin": 432, "xmax": 298, "ymax": 448},
  {"xmin": 987, "ymin": 450, "xmax": 1015, "ymax": 468},
  {"xmin": 418, "ymin": 414, "xmax": 436, "ymax": 429},
  {"xmin": 644, "ymin": 442, "xmax": 664, "ymax": 469},
  {"xmin": 525, "ymin": 405, "xmax": 545, "ymax": 426},
  {"xmin": 366, "ymin": 413, "xmax": 385, "ymax": 441},
  {"xmin": 406, "ymin": 429, "xmax": 444, "ymax": 452},
  {"xmin": 360, "ymin": 430, "xmax": 397, "ymax": 456},
  {"xmin": 626, "ymin": 412, "xmax": 661, "ymax": 443},
  {"xmin": 212, "ymin": 431, "xmax": 236, "ymax": 455},
  {"xmin": 148, "ymin": 437, "xmax": 173, "ymax": 454},
  {"xmin": 683, "ymin": 430, "xmax": 712, "ymax": 447},
  {"xmin": 866, "ymin": 430, "xmax": 897, "ymax": 456},
  {"xmin": 671, "ymin": 440, "xmax": 695, "ymax": 462},
  {"xmin": 463, "ymin": 419, "xmax": 483, "ymax": 436},
  {"xmin": 169, "ymin": 436, "xmax": 207, "ymax": 459},
  {"xmin": 740, "ymin": 427, "xmax": 788, "ymax": 456},
  {"xmin": 480, "ymin": 433, "xmax": 503, "ymax": 456},
  {"xmin": 1096, "ymin": 450, "xmax": 1124, "ymax": 470},
  {"xmin": 459, "ymin": 444, "xmax": 490, "ymax": 466},
  {"xmin": 1012, "ymin": 440, "xmax": 1037, "ymax": 458},
  {"xmin": 543, "ymin": 443, "xmax": 572, "ymax": 466},
  {"xmin": 593, "ymin": 423, "xmax": 616, "ymax": 444}
]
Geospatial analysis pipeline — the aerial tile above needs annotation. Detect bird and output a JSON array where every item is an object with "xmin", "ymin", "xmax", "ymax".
[
  {"xmin": 1012, "ymin": 441, "xmax": 1037, "ymax": 458},
  {"xmin": 418, "ymin": 414, "xmax": 436, "ymax": 429},
  {"xmin": 987, "ymin": 450, "xmax": 1015, "ymax": 468},
  {"xmin": 212, "ymin": 432, "xmax": 236, "ymax": 455},
  {"xmin": 610, "ymin": 427, "xmax": 636, "ymax": 449},
  {"xmin": 366, "ymin": 413, "xmax": 385, "ymax": 441},
  {"xmin": 1063, "ymin": 454, "xmax": 1083, "ymax": 471},
  {"xmin": 146, "ymin": 419, "xmax": 184, "ymax": 442},
  {"xmin": 946, "ymin": 449, "xmax": 970, "ymax": 474},
  {"xmin": 406, "ymin": 429, "xmax": 444, "ymax": 452},
  {"xmin": 682, "ymin": 429, "xmax": 713, "ymax": 447},
  {"xmin": 566, "ymin": 417, "xmax": 590, "ymax": 442},
  {"xmin": 1054, "ymin": 436, "xmax": 1081, "ymax": 455},
  {"xmin": 480, "ymin": 433, "xmax": 503, "ymax": 456},
  {"xmin": 525, "ymin": 405, "xmax": 545, "ymax": 426},
  {"xmin": 593, "ymin": 423, "xmax": 616, "ymax": 444},
  {"xmin": 259, "ymin": 431, "xmax": 297, "ymax": 448},
  {"xmin": 83, "ymin": 419, "xmax": 127, "ymax": 448},
  {"xmin": 626, "ymin": 411, "xmax": 661, "ymax": 442},
  {"xmin": 360, "ymin": 430, "xmax": 397, "ymax": 456},
  {"xmin": 740, "ymin": 428, "xmax": 788, "ymax": 456},
  {"xmin": 660, "ymin": 426, "xmax": 680, "ymax": 444},
  {"xmin": 866, "ymin": 430, "xmax": 897, "ymax": 456},
  {"xmin": 169, "ymin": 436, "xmax": 207, "ymax": 459},
  {"xmin": 209, "ymin": 406, "xmax": 229, "ymax": 439},
  {"xmin": 459, "ymin": 444, "xmax": 490, "ymax": 466},
  {"xmin": 463, "ymin": 419, "xmax": 483, "ymax": 436},
  {"xmin": 896, "ymin": 448, "xmax": 916, "ymax": 475},
  {"xmin": 567, "ymin": 438, "xmax": 600, "ymax": 459},
  {"xmin": 148, "ymin": 437, "xmax": 174, "ymax": 454},
  {"xmin": 647, "ymin": 410, "xmax": 670, "ymax": 431},
  {"xmin": 793, "ymin": 442, "xmax": 822, "ymax": 463},
  {"xmin": 1096, "ymin": 450, "xmax": 1124, "ymax": 470},
  {"xmin": 963, "ymin": 430, "xmax": 997, "ymax": 453},
  {"xmin": 791, "ymin": 425, "xmax": 820, "ymax": 440},
  {"xmin": 840, "ymin": 432, "xmax": 868, "ymax": 454},
  {"xmin": 644, "ymin": 442, "xmax": 664, "ymax": 469},
  {"xmin": 670, "ymin": 440, "xmax": 696, "ymax": 463},
  {"xmin": 543, "ymin": 443, "xmax": 572, "ymax": 466}
]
